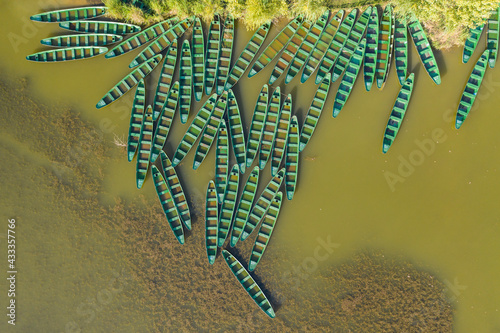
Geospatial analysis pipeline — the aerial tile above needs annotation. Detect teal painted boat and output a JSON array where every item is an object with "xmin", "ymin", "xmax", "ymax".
[
  {"xmin": 41, "ymin": 34, "xmax": 121, "ymax": 47},
  {"xmin": 408, "ymin": 16, "xmax": 441, "ymax": 85},
  {"xmin": 192, "ymin": 17, "xmax": 205, "ymax": 101},
  {"xmin": 487, "ymin": 7, "xmax": 500, "ymax": 68},
  {"xmin": 227, "ymin": 89, "xmax": 247, "ymax": 173},
  {"xmin": 205, "ymin": 15, "xmax": 221, "ymax": 95},
  {"xmin": 375, "ymin": 6, "xmax": 394, "ymax": 89},
  {"xmin": 179, "ymin": 39, "xmax": 193, "ymax": 124},
  {"xmin": 271, "ymin": 94, "xmax": 291, "ymax": 176},
  {"xmin": 31, "ymin": 6, "xmax": 107, "ymax": 22},
  {"xmin": 59, "ymin": 20, "xmax": 140, "ymax": 35},
  {"xmin": 206, "ymin": 180, "xmax": 218, "ymax": 264},
  {"xmin": 463, "ymin": 24, "xmax": 484, "ymax": 64},
  {"xmin": 218, "ymin": 164, "xmax": 240, "ymax": 247},
  {"xmin": 259, "ymin": 87, "xmax": 281, "ymax": 170},
  {"xmin": 136, "ymin": 106, "xmax": 154, "ymax": 189},
  {"xmin": 151, "ymin": 40, "xmax": 178, "ymax": 121},
  {"xmin": 216, "ymin": 15, "xmax": 234, "ymax": 95},
  {"xmin": 285, "ymin": 116, "xmax": 299, "ymax": 200},
  {"xmin": 26, "ymin": 46, "xmax": 107, "ymax": 62},
  {"xmin": 215, "ymin": 120, "xmax": 229, "ymax": 202},
  {"xmin": 127, "ymin": 79, "xmax": 146, "ymax": 162},
  {"xmin": 394, "ymin": 17, "xmax": 408, "ymax": 85},
  {"xmin": 363, "ymin": 8, "xmax": 379, "ymax": 91},
  {"xmin": 245, "ymin": 84, "xmax": 269, "ymax": 168}
]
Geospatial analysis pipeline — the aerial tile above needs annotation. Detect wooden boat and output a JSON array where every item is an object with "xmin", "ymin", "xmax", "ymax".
[
  {"xmin": 363, "ymin": 8, "xmax": 379, "ymax": 91},
  {"xmin": 96, "ymin": 55, "xmax": 162, "ymax": 109},
  {"xmin": 179, "ymin": 40, "xmax": 193, "ymax": 124},
  {"xmin": 462, "ymin": 24, "xmax": 484, "ymax": 64},
  {"xmin": 248, "ymin": 191, "xmax": 282, "ymax": 272},
  {"xmin": 192, "ymin": 17, "xmax": 205, "ymax": 101},
  {"xmin": 487, "ymin": 7, "xmax": 500, "ymax": 68},
  {"xmin": 456, "ymin": 50, "xmax": 489, "ymax": 129},
  {"xmin": 41, "ymin": 34, "xmax": 122, "ymax": 47},
  {"xmin": 59, "ymin": 21, "xmax": 140, "ymax": 35},
  {"xmin": 249, "ymin": 16, "xmax": 303, "ymax": 78},
  {"xmin": 375, "ymin": 6, "xmax": 394, "ymax": 89},
  {"xmin": 160, "ymin": 151, "xmax": 192, "ymax": 230},
  {"xmin": 382, "ymin": 73, "xmax": 415, "ymax": 153},
  {"xmin": 216, "ymin": 16, "xmax": 234, "ymax": 95},
  {"xmin": 259, "ymin": 87, "xmax": 281, "ymax": 170},
  {"xmin": 241, "ymin": 168, "xmax": 285, "ymax": 241},
  {"xmin": 172, "ymin": 94, "xmax": 218, "ymax": 167},
  {"xmin": 205, "ymin": 180, "xmax": 218, "ymax": 264},
  {"xmin": 31, "ymin": 6, "xmax": 106, "ymax": 22},
  {"xmin": 136, "ymin": 106, "xmax": 154, "ymax": 189},
  {"xmin": 151, "ymin": 40, "xmax": 178, "ymax": 121},
  {"xmin": 285, "ymin": 116, "xmax": 299, "ymax": 200},
  {"xmin": 127, "ymin": 79, "xmax": 146, "ymax": 162},
  {"xmin": 271, "ymin": 94, "xmax": 291, "ymax": 176},
  {"xmin": 333, "ymin": 39, "xmax": 366, "ymax": 118},
  {"xmin": 316, "ymin": 9, "xmax": 358, "ymax": 84},
  {"xmin": 204, "ymin": 15, "xmax": 221, "ymax": 95},
  {"xmin": 105, "ymin": 18, "xmax": 178, "ymax": 58},
  {"xmin": 394, "ymin": 17, "xmax": 408, "ymax": 85},
  {"xmin": 408, "ymin": 16, "xmax": 441, "ymax": 85},
  {"xmin": 222, "ymin": 249, "xmax": 276, "ymax": 318},
  {"xmin": 218, "ymin": 164, "xmax": 240, "ymax": 247},
  {"xmin": 299, "ymin": 72, "xmax": 331, "ymax": 151},
  {"xmin": 245, "ymin": 84, "xmax": 269, "ymax": 168},
  {"xmin": 227, "ymin": 89, "xmax": 247, "ymax": 174},
  {"xmin": 224, "ymin": 22, "xmax": 271, "ymax": 91},
  {"xmin": 26, "ymin": 46, "xmax": 107, "ymax": 62},
  {"xmin": 215, "ymin": 121, "xmax": 230, "ymax": 202},
  {"xmin": 301, "ymin": 10, "xmax": 344, "ymax": 83},
  {"xmin": 150, "ymin": 81, "xmax": 179, "ymax": 163},
  {"xmin": 193, "ymin": 91, "xmax": 228, "ymax": 170}
]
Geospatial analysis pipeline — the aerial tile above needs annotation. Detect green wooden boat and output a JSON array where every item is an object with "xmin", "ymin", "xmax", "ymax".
[
  {"xmin": 215, "ymin": 120, "xmax": 229, "ymax": 202},
  {"xmin": 363, "ymin": 8, "xmax": 379, "ymax": 91},
  {"xmin": 249, "ymin": 16, "xmax": 303, "ymax": 78},
  {"xmin": 218, "ymin": 164, "xmax": 240, "ymax": 247},
  {"xmin": 152, "ymin": 165, "xmax": 185, "ymax": 244},
  {"xmin": 105, "ymin": 18, "xmax": 178, "ymax": 58},
  {"xmin": 316, "ymin": 9, "xmax": 358, "ymax": 84},
  {"xmin": 394, "ymin": 17, "xmax": 408, "ymax": 85},
  {"xmin": 216, "ymin": 16, "xmax": 234, "ymax": 95},
  {"xmin": 382, "ymin": 73, "xmax": 415, "ymax": 153},
  {"xmin": 487, "ymin": 7, "xmax": 500, "ymax": 68},
  {"xmin": 160, "ymin": 151, "xmax": 192, "ymax": 230},
  {"xmin": 193, "ymin": 91, "xmax": 228, "ymax": 170},
  {"xmin": 136, "ymin": 106, "xmax": 154, "ymax": 189},
  {"xmin": 259, "ymin": 87, "xmax": 281, "ymax": 170},
  {"xmin": 224, "ymin": 22, "xmax": 271, "ymax": 91},
  {"xmin": 375, "ymin": 6, "xmax": 394, "ymax": 89},
  {"xmin": 31, "ymin": 6, "xmax": 106, "ymax": 22},
  {"xmin": 26, "ymin": 46, "xmax": 107, "ymax": 62},
  {"xmin": 462, "ymin": 24, "xmax": 484, "ymax": 64},
  {"xmin": 299, "ymin": 72, "xmax": 331, "ymax": 150},
  {"xmin": 408, "ymin": 16, "xmax": 441, "ymax": 85},
  {"xmin": 59, "ymin": 21, "xmax": 140, "ymax": 35},
  {"xmin": 205, "ymin": 180, "xmax": 218, "ymax": 264},
  {"xmin": 230, "ymin": 167, "xmax": 260, "ymax": 247},
  {"xmin": 151, "ymin": 40, "xmax": 178, "ymax": 121},
  {"xmin": 150, "ymin": 81, "xmax": 179, "ymax": 163},
  {"xmin": 333, "ymin": 39, "xmax": 366, "ymax": 118},
  {"xmin": 96, "ymin": 54, "xmax": 162, "ymax": 109},
  {"xmin": 179, "ymin": 39, "xmax": 193, "ymax": 124},
  {"xmin": 192, "ymin": 17, "xmax": 205, "ymax": 102},
  {"xmin": 172, "ymin": 93, "xmax": 218, "ymax": 167},
  {"xmin": 245, "ymin": 84, "xmax": 269, "ymax": 168},
  {"xmin": 285, "ymin": 116, "xmax": 299, "ymax": 200},
  {"xmin": 127, "ymin": 79, "xmax": 146, "ymax": 162},
  {"xmin": 456, "ymin": 50, "xmax": 489, "ymax": 129},
  {"xmin": 227, "ymin": 89, "xmax": 247, "ymax": 174},
  {"xmin": 301, "ymin": 10, "xmax": 344, "ymax": 84},
  {"xmin": 222, "ymin": 249, "xmax": 276, "ymax": 318},
  {"xmin": 248, "ymin": 191, "xmax": 282, "ymax": 272},
  {"xmin": 41, "ymin": 34, "xmax": 121, "ymax": 47},
  {"xmin": 205, "ymin": 15, "xmax": 221, "ymax": 95},
  {"xmin": 271, "ymin": 94, "xmax": 291, "ymax": 176}
]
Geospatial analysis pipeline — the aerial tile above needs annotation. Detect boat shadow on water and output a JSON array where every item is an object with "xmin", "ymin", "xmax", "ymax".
[{"xmin": 433, "ymin": 48, "xmax": 447, "ymax": 77}]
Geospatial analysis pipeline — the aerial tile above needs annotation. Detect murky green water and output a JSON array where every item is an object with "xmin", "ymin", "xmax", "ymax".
[{"xmin": 1, "ymin": 1, "xmax": 500, "ymax": 332}]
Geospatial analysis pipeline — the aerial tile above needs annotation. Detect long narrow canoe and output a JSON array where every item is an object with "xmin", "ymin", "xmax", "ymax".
[
  {"xmin": 218, "ymin": 164, "xmax": 240, "ymax": 247},
  {"xmin": 271, "ymin": 94, "xmax": 291, "ymax": 176},
  {"xmin": 150, "ymin": 81, "xmax": 180, "ymax": 162},
  {"xmin": 285, "ymin": 116, "xmax": 299, "ymax": 200},
  {"xmin": 96, "ymin": 55, "xmax": 162, "ymax": 109},
  {"xmin": 215, "ymin": 120, "xmax": 229, "ymax": 202},
  {"xmin": 216, "ymin": 16, "xmax": 234, "ymax": 95},
  {"xmin": 463, "ymin": 24, "xmax": 484, "ymax": 64},
  {"xmin": 375, "ymin": 6, "xmax": 394, "ymax": 89},
  {"xmin": 222, "ymin": 250, "xmax": 275, "ymax": 318},
  {"xmin": 206, "ymin": 180, "xmax": 218, "ymax": 264},
  {"xmin": 259, "ymin": 87, "xmax": 281, "ymax": 169},
  {"xmin": 172, "ymin": 94, "xmax": 218, "ymax": 166},
  {"xmin": 127, "ymin": 80, "xmax": 146, "ymax": 162},
  {"xmin": 456, "ymin": 50, "xmax": 489, "ymax": 129},
  {"xmin": 487, "ymin": 7, "xmax": 500, "ymax": 68},
  {"xmin": 408, "ymin": 16, "xmax": 441, "ymax": 85},
  {"xmin": 249, "ymin": 17, "xmax": 303, "ymax": 77},
  {"xmin": 230, "ymin": 167, "xmax": 260, "ymax": 247},
  {"xmin": 382, "ymin": 73, "xmax": 415, "ymax": 153},
  {"xmin": 31, "ymin": 6, "xmax": 106, "ymax": 22},
  {"xmin": 105, "ymin": 18, "xmax": 178, "ymax": 58},
  {"xmin": 192, "ymin": 17, "xmax": 205, "ymax": 101},
  {"xmin": 151, "ymin": 40, "xmax": 178, "ymax": 121},
  {"xmin": 136, "ymin": 106, "xmax": 154, "ymax": 189},
  {"xmin": 333, "ymin": 39, "xmax": 366, "ymax": 118},
  {"xmin": 179, "ymin": 40, "xmax": 193, "ymax": 124},
  {"xmin": 152, "ymin": 165, "xmax": 184, "ymax": 244},
  {"xmin": 248, "ymin": 191, "xmax": 282, "ymax": 272},
  {"xmin": 26, "ymin": 46, "xmax": 107, "ymax": 62},
  {"xmin": 245, "ymin": 84, "xmax": 269, "ymax": 168},
  {"xmin": 225, "ymin": 22, "xmax": 271, "ymax": 91},
  {"xmin": 316, "ymin": 9, "xmax": 358, "ymax": 84},
  {"xmin": 205, "ymin": 15, "xmax": 221, "ymax": 95},
  {"xmin": 41, "ymin": 34, "xmax": 122, "ymax": 47},
  {"xmin": 193, "ymin": 91, "xmax": 228, "ymax": 170},
  {"xmin": 394, "ymin": 17, "xmax": 408, "ymax": 85},
  {"xmin": 302, "ymin": 10, "xmax": 344, "ymax": 83},
  {"xmin": 227, "ymin": 89, "xmax": 247, "ymax": 173},
  {"xmin": 363, "ymin": 9, "xmax": 379, "ymax": 91},
  {"xmin": 299, "ymin": 72, "xmax": 331, "ymax": 150},
  {"xmin": 160, "ymin": 151, "xmax": 192, "ymax": 230},
  {"xmin": 59, "ymin": 21, "xmax": 140, "ymax": 35}
]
